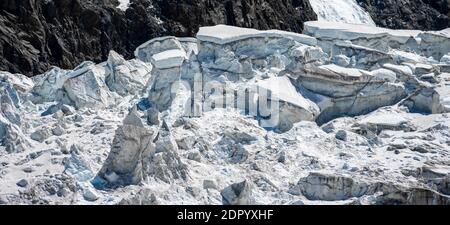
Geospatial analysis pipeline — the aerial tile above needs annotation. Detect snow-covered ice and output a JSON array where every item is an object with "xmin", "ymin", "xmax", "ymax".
[
  {"xmin": 309, "ymin": 0, "xmax": 376, "ymax": 26},
  {"xmin": 197, "ymin": 25, "xmax": 317, "ymax": 46},
  {"xmin": 1, "ymin": 22, "xmax": 450, "ymax": 205}
]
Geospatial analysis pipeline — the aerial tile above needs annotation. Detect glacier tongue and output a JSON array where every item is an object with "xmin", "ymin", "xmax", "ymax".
[{"xmin": 309, "ymin": 0, "xmax": 376, "ymax": 26}]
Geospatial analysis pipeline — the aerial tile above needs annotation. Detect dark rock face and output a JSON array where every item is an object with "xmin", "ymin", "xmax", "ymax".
[
  {"xmin": 0, "ymin": 0, "xmax": 163, "ymax": 76},
  {"xmin": 0, "ymin": 0, "xmax": 317, "ymax": 76},
  {"xmin": 424, "ymin": 0, "xmax": 450, "ymax": 16},
  {"xmin": 357, "ymin": 0, "xmax": 450, "ymax": 30},
  {"xmin": 153, "ymin": 0, "xmax": 317, "ymax": 36}
]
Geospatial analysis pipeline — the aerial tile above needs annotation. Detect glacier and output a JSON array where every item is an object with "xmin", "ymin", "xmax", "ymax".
[{"xmin": 0, "ymin": 20, "xmax": 450, "ymax": 205}]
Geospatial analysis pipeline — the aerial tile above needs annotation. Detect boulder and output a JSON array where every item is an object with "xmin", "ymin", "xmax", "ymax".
[
  {"xmin": 41, "ymin": 103, "xmax": 75, "ymax": 117},
  {"xmin": 335, "ymin": 130, "xmax": 348, "ymax": 141},
  {"xmin": 146, "ymin": 107, "xmax": 161, "ymax": 126},
  {"xmin": 221, "ymin": 180, "xmax": 253, "ymax": 205},
  {"xmin": 16, "ymin": 179, "xmax": 29, "ymax": 188},
  {"xmin": 52, "ymin": 125, "xmax": 65, "ymax": 136},
  {"xmin": 30, "ymin": 129, "xmax": 51, "ymax": 143}
]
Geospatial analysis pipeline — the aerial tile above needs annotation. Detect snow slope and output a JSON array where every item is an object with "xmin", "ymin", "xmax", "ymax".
[{"xmin": 309, "ymin": 0, "xmax": 376, "ymax": 26}]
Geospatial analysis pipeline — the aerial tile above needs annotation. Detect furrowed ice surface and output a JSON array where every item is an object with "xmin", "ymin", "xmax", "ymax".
[
  {"xmin": 308, "ymin": 0, "xmax": 376, "ymax": 26},
  {"xmin": 0, "ymin": 23, "xmax": 450, "ymax": 205}
]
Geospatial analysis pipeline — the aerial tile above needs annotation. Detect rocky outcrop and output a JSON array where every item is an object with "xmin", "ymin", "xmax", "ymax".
[
  {"xmin": 0, "ymin": 0, "xmax": 145, "ymax": 76},
  {"xmin": 357, "ymin": 0, "xmax": 450, "ymax": 30},
  {"xmin": 153, "ymin": 0, "xmax": 317, "ymax": 36},
  {"xmin": 0, "ymin": 0, "xmax": 317, "ymax": 76}
]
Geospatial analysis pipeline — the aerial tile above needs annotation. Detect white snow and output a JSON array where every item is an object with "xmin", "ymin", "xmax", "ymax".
[
  {"xmin": 256, "ymin": 76, "xmax": 319, "ymax": 111},
  {"xmin": 304, "ymin": 21, "xmax": 421, "ymax": 43},
  {"xmin": 309, "ymin": 0, "xmax": 376, "ymax": 26},
  {"xmin": 151, "ymin": 49, "xmax": 187, "ymax": 69},
  {"xmin": 318, "ymin": 64, "xmax": 369, "ymax": 79},
  {"xmin": 197, "ymin": 25, "xmax": 317, "ymax": 46},
  {"xmin": 359, "ymin": 113, "xmax": 409, "ymax": 127},
  {"xmin": 116, "ymin": 0, "xmax": 130, "ymax": 11}
]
